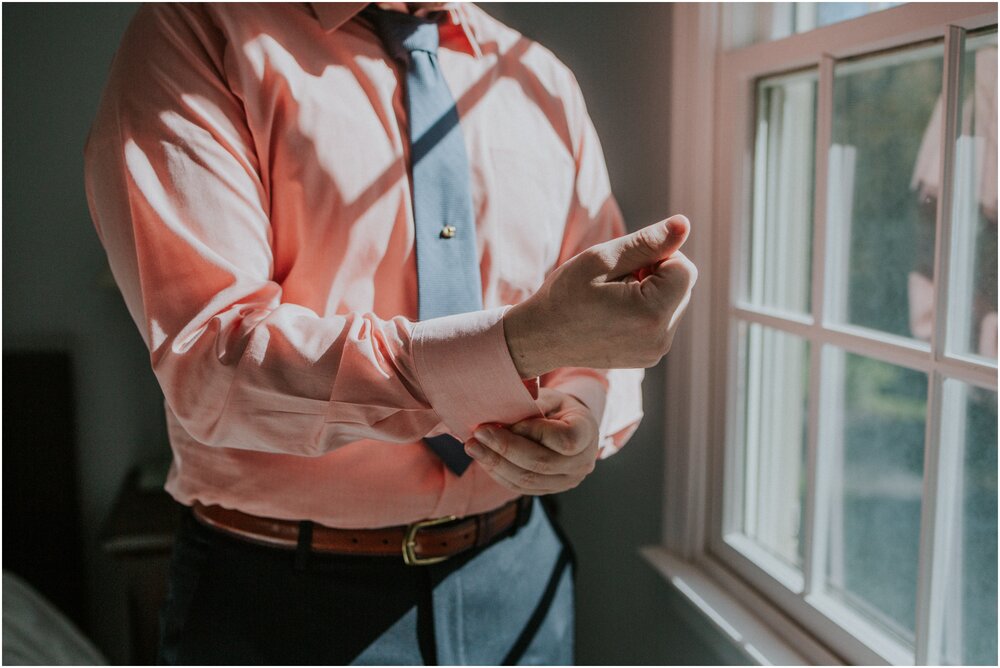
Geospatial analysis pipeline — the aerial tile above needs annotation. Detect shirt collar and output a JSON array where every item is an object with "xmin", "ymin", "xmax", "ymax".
[{"xmin": 310, "ymin": 3, "xmax": 483, "ymax": 58}]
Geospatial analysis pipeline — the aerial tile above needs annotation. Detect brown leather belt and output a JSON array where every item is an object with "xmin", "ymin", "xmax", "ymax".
[{"xmin": 191, "ymin": 497, "xmax": 531, "ymax": 566}]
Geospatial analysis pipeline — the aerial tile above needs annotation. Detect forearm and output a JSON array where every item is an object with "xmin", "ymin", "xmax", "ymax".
[{"xmin": 141, "ymin": 278, "xmax": 543, "ymax": 455}]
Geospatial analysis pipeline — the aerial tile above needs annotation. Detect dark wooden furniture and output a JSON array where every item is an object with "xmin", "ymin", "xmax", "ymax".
[{"xmin": 101, "ymin": 461, "xmax": 181, "ymax": 665}]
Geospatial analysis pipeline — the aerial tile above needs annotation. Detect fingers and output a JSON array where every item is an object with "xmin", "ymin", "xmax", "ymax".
[
  {"xmin": 467, "ymin": 390, "xmax": 600, "ymax": 494},
  {"xmin": 638, "ymin": 250, "xmax": 699, "ymax": 306},
  {"xmin": 655, "ymin": 250, "xmax": 699, "ymax": 286},
  {"xmin": 465, "ymin": 425, "xmax": 596, "ymax": 494},
  {"xmin": 533, "ymin": 387, "xmax": 569, "ymax": 417},
  {"xmin": 465, "ymin": 437, "xmax": 578, "ymax": 495},
  {"xmin": 508, "ymin": 415, "xmax": 591, "ymax": 456},
  {"xmin": 473, "ymin": 425, "xmax": 595, "ymax": 474},
  {"xmin": 591, "ymin": 214, "xmax": 690, "ymax": 280}
]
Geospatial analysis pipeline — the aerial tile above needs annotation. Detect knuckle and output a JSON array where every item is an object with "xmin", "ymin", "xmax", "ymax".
[
  {"xmin": 494, "ymin": 435, "xmax": 511, "ymax": 458},
  {"xmin": 634, "ymin": 227, "xmax": 661, "ymax": 258},
  {"xmin": 654, "ymin": 308, "xmax": 672, "ymax": 332},
  {"xmin": 665, "ymin": 259, "xmax": 698, "ymax": 290},
  {"xmin": 566, "ymin": 433, "xmax": 589, "ymax": 456},
  {"xmin": 655, "ymin": 326, "xmax": 671, "ymax": 352},
  {"xmin": 533, "ymin": 455, "xmax": 555, "ymax": 475},
  {"xmin": 633, "ymin": 331, "xmax": 668, "ymax": 367},
  {"xmin": 500, "ymin": 478, "xmax": 522, "ymax": 494},
  {"xmin": 481, "ymin": 449, "xmax": 501, "ymax": 470},
  {"xmin": 519, "ymin": 470, "xmax": 539, "ymax": 488},
  {"xmin": 685, "ymin": 260, "xmax": 699, "ymax": 286},
  {"xmin": 642, "ymin": 346, "xmax": 666, "ymax": 367},
  {"xmin": 551, "ymin": 431, "xmax": 575, "ymax": 454},
  {"xmin": 577, "ymin": 248, "xmax": 610, "ymax": 274}
]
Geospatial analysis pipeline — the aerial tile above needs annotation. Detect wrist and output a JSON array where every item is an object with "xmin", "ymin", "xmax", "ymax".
[{"xmin": 503, "ymin": 301, "xmax": 556, "ymax": 378}]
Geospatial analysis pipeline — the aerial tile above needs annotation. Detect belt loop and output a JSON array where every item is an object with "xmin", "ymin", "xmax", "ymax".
[
  {"xmin": 474, "ymin": 512, "xmax": 489, "ymax": 548},
  {"xmin": 294, "ymin": 520, "xmax": 314, "ymax": 570},
  {"xmin": 512, "ymin": 496, "xmax": 532, "ymax": 534}
]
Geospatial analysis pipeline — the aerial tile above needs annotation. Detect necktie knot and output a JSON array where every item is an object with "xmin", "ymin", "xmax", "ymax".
[{"xmin": 366, "ymin": 6, "xmax": 440, "ymax": 63}]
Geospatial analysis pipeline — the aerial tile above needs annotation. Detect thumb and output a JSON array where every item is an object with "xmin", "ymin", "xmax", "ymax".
[
  {"xmin": 592, "ymin": 215, "xmax": 689, "ymax": 280},
  {"xmin": 509, "ymin": 415, "xmax": 549, "ymax": 443}
]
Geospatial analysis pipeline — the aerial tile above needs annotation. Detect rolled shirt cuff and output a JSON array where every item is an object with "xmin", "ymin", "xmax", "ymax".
[{"xmin": 412, "ymin": 306, "xmax": 543, "ymax": 442}]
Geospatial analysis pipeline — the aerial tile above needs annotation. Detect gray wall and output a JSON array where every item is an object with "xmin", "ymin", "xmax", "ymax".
[
  {"xmin": 3, "ymin": 3, "xmax": 737, "ymax": 664},
  {"xmin": 4, "ymin": 3, "xmax": 167, "ymax": 663}
]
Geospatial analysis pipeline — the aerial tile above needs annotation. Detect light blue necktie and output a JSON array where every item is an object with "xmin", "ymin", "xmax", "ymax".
[{"xmin": 368, "ymin": 7, "xmax": 480, "ymax": 475}]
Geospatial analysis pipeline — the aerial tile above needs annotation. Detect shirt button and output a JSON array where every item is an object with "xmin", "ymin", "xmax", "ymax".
[{"xmin": 440, "ymin": 225, "xmax": 457, "ymax": 239}]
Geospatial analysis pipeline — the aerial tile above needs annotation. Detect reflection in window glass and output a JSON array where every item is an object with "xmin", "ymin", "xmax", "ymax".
[
  {"xmin": 823, "ymin": 350, "xmax": 926, "ymax": 641},
  {"xmin": 805, "ymin": 3, "xmax": 903, "ymax": 32},
  {"xmin": 827, "ymin": 43, "xmax": 943, "ymax": 340},
  {"xmin": 737, "ymin": 324, "xmax": 809, "ymax": 567},
  {"xmin": 747, "ymin": 71, "xmax": 816, "ymax": 315},
  {"xmin": 943, "ymin": 30, "xmax": 998, "ymax": 360},
  {"xmin": 726, "ymin": 3, "xmax": 903, "ymax": 49},
  {"xmin": 939, "ymin": 381, "xmax": 998, "ymax": 666}
]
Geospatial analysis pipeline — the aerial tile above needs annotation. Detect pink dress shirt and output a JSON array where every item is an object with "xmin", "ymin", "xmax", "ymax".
[{"xmin": 84, "ymin": 2, "xmax": 644, "ymax": 528}]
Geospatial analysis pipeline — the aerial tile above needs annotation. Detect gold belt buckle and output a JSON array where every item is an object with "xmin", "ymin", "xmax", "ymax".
[{"xmin": 402, "ymin": 515, "xmax": 458, "ymax": 566}]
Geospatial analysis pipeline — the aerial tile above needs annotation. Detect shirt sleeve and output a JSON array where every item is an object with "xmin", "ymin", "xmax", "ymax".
[
  {"xmin": 541, "ymin": 71, "xmax": 644, "ymax": 458},
  {"xmin": 83, "ymin": 4, "xmax": 541, "ymax": 457}
]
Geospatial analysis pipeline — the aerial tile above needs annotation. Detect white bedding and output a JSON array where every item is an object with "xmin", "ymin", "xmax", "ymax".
[{"xmin": 2, "ymin": 570, "xmax": 106, "ymax": 665}]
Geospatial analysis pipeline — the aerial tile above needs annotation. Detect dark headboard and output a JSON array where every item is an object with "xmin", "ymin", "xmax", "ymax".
[{"xmin": 3, "ymin": 351, "xmax": 87, "ymax": 632}]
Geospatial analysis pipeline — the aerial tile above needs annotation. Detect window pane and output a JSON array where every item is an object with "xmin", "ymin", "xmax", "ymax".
[
  {"xmin": 736, "ymin": 323, "xmax": 809, "ymax": 567},
  {"xmin": 747, "ymin": 71, "xmax": 817, "ymax": 315},
  {"xmin": 938, "ymin": 381, "xmax": 997, "ymax": 666},
  {"xmin": 805, "ymin": 2, "xmax": 903, "ymax": 31},
  {"xmin": 821, "ymin": 350, "xmax": 926, "ymax": 641},
  {"xmin": 726, "ymin": 3, "xmax": 903, "ymax": 50},
  {"xmin": 826, "ymin": 43, "xmax": 943, "ymax": 341},
  {"xmin": 945, "ymin": 30, "xmax": 998, "ymax": 361}
]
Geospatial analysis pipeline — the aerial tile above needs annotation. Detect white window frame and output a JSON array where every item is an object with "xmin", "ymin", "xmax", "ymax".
[{"xmin": 646, "ymin": 3, "xmax": 998, "ymax": 665}]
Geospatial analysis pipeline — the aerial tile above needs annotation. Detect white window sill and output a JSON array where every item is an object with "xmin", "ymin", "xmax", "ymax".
[{"xmin": 640, "ymin": 546, "xmax": 844, "ymax": 666}]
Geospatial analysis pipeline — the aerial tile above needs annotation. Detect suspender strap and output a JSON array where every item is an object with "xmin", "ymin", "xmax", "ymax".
[
  {"xmin": 417, "ymin": 568, "xmax": 439, "ymax": 665},
  {"xmin": 501, "ymin": 547, "xmax": 573, "ymax": 666}
]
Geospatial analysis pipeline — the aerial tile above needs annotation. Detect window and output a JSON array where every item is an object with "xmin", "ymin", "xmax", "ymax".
[{"xmin": 658, "ymin": 4, "xmax": 997, "ymax": 665}]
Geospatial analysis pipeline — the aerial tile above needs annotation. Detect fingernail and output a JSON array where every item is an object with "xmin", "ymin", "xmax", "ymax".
[
  {"xmin": 666, "ymin": 216, "xmax": 689, "ymax": 235},
  {"xmin": 465, "ymin": 440, "xmax": 484, "ymax": 457},
  {"xmin": 473, "ymin": 428, "xmax": 494, "ymax": 443}
]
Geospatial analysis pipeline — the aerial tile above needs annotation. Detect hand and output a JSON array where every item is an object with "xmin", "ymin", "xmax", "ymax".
[
  {"xmin": 464, "ymin": 388, "xmax": 599, "ymax": 495},
  {"xmin": 504, "ymin": 214, "xmax": 698, "ymax": 377}
]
